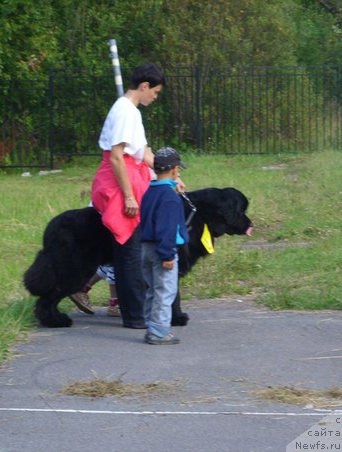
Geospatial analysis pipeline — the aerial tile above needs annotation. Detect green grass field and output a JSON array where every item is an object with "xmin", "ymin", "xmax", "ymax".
[{"xmin": 0, "ymin": 150, "xmax": 341, "ymax": 361}]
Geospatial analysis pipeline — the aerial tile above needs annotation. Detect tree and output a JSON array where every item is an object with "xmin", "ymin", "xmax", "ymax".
[{"xmin": 0, "ymin": 0, "xmax": 58, "ymax": 79}]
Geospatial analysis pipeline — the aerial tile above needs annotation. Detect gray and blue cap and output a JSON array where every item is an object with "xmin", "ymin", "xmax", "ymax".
[{"xmin": 153, "ymin": 147, "xmax": 187, "ymax": 173}]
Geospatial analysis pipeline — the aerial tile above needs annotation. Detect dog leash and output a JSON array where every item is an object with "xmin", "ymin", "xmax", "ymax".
[
  {"xmin": 179, "ymin": 192, "xmax": 197, "ymax": 231},
  {"xmin": 179, "ymin": 192, "xmax": 214, "ymax": 254}
]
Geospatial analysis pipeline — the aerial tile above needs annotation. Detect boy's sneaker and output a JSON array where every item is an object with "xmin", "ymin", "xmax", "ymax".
[
  {"xmin": 69, "ymin": 292, "xmax": 95, "ymax": 315},
  {"xmin": 145, "ymin": 332, "xmax": 180, "ymax": 345},
  {"xmin": 107, "ymin": 305, "xmax": 121, "ymax": 317}
]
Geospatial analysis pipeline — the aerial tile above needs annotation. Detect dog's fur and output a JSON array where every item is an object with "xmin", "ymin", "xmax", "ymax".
[{"xmin": 24, "ymin": 187, "xmax": 252, "ymax": 328}]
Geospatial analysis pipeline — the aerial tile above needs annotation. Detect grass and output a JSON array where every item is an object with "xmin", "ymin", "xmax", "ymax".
[
  {"xmin": 0, "ymin": 150, "xmax": 341, "ymax": 362},
  {"xmin": 61, "ymin": 377, "xmax": 180, "ymax": 398},
  {"xmin": 250, "ymin": 386, "xmax": 342, "ymax": 408}
]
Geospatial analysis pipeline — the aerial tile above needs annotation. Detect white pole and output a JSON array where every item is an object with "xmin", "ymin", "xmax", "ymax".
[{"xmin": 108, "ymin": 39, "xmax": 124, "ymax": 97}]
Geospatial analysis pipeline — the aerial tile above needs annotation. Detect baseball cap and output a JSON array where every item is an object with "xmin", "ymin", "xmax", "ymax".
[{"xmin": 153, "ymin": 147, "xmax": 187, "ymax": 172}]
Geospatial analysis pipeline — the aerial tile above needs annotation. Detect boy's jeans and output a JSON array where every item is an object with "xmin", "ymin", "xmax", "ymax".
[{"xmin": 141, "ymin": 242, "xmax": 178, "ymax": 337}]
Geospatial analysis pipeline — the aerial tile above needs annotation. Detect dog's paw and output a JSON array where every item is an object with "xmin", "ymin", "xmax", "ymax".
[
  {"xmin": 54, "ymin": 314, "xmax": 73, "ymax": 328},
  {"xmin": 171, "ymin": 312, "xmax": 189, "ymax": 326},
  {"xmin": 59, "ymin": 315, "xmax": 73, "ymax": 328},
  {"xmin": 40, "ymin": 314, "xmax": 73, "ymax": 328}
]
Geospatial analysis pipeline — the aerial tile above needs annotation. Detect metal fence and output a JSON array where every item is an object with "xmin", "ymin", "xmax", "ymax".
[{"xmin": 1, "ymin": 65, "xmax": 341, "ymax": 169}]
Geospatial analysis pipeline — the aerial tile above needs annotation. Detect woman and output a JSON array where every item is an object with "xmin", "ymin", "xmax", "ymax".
[{"xmin": 91, "ymin": 63, "xmax": 165, "ymax": 329}]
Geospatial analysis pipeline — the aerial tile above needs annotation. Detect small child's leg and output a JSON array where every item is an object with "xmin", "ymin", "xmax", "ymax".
[
  {"xmin": 69, "ymin": 272, "xmax": 99, "ymax": 315},
  {"xmin": 97, "ymin": 265, "xmax": 120, "ymax": 317},
  {"xmin": 109, "ymin": 284, "xmax": 118, "ymax": 301},
  {"xmin": 87, "ymin": 273, "xmax": 102, "ymax": 288},
  {"xmin": 107, "ymin": 284, "xmax": 120, "ymax": 317}
]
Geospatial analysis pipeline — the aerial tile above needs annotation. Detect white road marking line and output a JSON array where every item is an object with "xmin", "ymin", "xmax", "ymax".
[
  {"xmin": 298, "ymin": 355, "xmax": 342, "ymax": 360},
  {"xmin": 0, "ymin": 408, "xmax": 341, "ymax": 416}
]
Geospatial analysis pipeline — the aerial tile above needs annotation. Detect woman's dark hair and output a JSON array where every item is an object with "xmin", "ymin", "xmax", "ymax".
[{"xmin": 129, "ymin": 63, "xmax": 166, "ymax": 89}]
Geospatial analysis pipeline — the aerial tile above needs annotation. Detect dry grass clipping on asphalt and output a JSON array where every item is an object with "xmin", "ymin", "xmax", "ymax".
[
  {"xmin": 250, "ymin": 386, "xmax": 342, "ymax": 408},
  {"xmin": 61, "ymin": 378, "xmax": 181, "ymax": 398}
]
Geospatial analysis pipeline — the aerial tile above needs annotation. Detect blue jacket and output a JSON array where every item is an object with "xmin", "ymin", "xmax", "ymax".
[{"xmin": 140, "ymin": 180, "xmax": 189, "ymax": 261}]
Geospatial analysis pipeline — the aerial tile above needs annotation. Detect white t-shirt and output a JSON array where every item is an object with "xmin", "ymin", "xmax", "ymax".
[{"xmin": 98, "ymin": 96, "xmax": 147, "ymax": 163}]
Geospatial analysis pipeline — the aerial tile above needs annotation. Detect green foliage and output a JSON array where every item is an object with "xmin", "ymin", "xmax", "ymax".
[
  {"xmin": 156, "ymin": 0, "xmax": 298, "ymax": 67},
  {"xmin": 1, "ymin": 0, "xmax": 341, "ymax": 167},
  {"xmin": 0, "ymin": 299, "xmax": 35, "ymax": 362},
  {"xmin": 294, "ymin": 0, "xmax": 342, "ymax": 65},
  {"xmin": 0, "ymin": 0, "xmax": 341, "ymax": 80},
  {"xmin": 0, "ymin": 0, "xmax": 58, "ymax": 80}
]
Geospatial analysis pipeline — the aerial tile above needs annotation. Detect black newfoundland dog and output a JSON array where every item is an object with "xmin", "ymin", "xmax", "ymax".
[{"xmin": 24, "ymin": 187, "xmax": 252, "ymax": 328}]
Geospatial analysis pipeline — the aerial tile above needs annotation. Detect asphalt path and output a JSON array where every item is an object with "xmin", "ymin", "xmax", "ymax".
[{"xmin": 0, "ymin": 298, "xmax": 341, "ymax": 452}]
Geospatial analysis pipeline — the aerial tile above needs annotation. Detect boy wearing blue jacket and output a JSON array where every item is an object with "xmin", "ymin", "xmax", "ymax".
[{"xmin": 141, "ymin": 147, "xmax": 188, "ymax": 345}]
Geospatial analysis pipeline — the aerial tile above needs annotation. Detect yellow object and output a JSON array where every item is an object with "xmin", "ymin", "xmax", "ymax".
[{"xmin": 201, "ymin": 224, "xmax": 214, "ymax": 254}]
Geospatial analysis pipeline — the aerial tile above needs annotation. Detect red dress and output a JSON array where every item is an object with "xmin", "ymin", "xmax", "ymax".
[{"xmin": 91, "ymin": 152, "xmax": 151, "ymax": 244}]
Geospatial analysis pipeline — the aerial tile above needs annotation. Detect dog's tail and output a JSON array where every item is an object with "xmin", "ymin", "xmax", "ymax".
[{"xmin": 23, "ymin": 250, "xmax": 57, "ymax": 296}]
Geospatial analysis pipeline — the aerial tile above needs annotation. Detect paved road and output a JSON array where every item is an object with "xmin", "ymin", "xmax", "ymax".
[{"xmin": 0, "ymin": 298, "xmax": 341, "ymax": 452}]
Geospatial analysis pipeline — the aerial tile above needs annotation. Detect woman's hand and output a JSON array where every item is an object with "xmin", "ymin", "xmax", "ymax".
[
  {"xmin": 175, "ymin": 176, "xmax": 186, "ymax": 193},
  {"xmin": 124, "ymin": 195, "xmax": 139, "ymax": 217}
]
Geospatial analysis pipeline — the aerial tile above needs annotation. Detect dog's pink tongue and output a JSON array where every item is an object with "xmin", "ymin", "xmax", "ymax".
[{"xmin": 246, "ymin": 227, "xmax": 253, "ymax": 236}]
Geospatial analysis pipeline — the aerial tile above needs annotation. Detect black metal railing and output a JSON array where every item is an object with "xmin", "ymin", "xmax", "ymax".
[{"xmin": 0, "ymin": 65, "xmax": 341, "ymax": 168}]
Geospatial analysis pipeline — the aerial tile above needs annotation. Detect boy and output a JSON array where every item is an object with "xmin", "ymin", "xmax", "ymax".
[{"xmin": 141, "ymin": 147, "xmax": 188, "ymax": 345}]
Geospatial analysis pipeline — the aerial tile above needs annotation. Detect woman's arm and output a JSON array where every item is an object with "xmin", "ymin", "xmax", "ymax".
[
  {"xmin": 144, "ymin": 146, "xmax": 186, "ymax": 191},
  {"xmin": 110, "ymin": 143, "xmax": 139, "ymax": 217},
  {"xmin": 143, "ymin": 146, "xmax": 155, "ymax": 168}
]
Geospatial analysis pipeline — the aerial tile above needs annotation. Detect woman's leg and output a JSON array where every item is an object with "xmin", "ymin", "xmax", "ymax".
[{"xmin": 112, "ymin": 227, "xmax": 146, "ymax": 328}]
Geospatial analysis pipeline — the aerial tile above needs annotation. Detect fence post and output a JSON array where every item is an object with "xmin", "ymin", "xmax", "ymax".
[
  {"xmin": 48, "ymin": 70, "xmax": 54, "ymax": 169},
  {"xmin": 195, "ymin": 66, "xmax": 202, "ymax": 149},
  {"xmin": 108, "ymin": 39, "xmax": 124, "ymax": 98}
]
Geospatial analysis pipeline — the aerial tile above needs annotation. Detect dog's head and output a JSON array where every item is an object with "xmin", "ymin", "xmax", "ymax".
[{"xmin": 186, "ymin": 187, "xmax": 253, "ymax": 238}]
